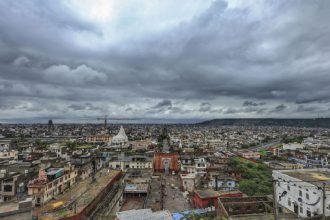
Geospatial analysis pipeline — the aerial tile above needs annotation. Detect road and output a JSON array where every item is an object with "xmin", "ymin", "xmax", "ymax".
[
  {"xmin": 249, "ymin": 139, "xmax": 281, "ymax": 151},
  {"xmin": 163, "ymin": 175, "xmax": 191, "ymax": 212}
]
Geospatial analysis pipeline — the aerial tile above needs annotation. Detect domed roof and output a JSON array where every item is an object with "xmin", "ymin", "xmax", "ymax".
[{"xmin": 112, "ymin": 126, "xmax": 128, "ymax": 143}]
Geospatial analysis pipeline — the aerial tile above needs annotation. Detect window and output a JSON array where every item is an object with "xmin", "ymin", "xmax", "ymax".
[
  {"xmin": 299, "ymin": 190, "xmax": 302, "ymax": 197},
  {"xmin": 4, "ymin": 185, "xmax": 12, "ymax": 192},
  {"xmin": 306, "ymin": 193, "xmax": 309, "ymax": 200},
  {"xmin": 287, "ymin": 185, "xmax": 290, "ymax": 191},
  {"xmin": 288, "ymin": 198, "xmax": 291, "ymax": 206},
  {"xmin": 300, "ymin": 206, "xmax": 303, "ymax": 213}
]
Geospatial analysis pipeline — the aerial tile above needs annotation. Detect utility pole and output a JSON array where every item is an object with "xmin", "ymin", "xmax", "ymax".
[
  {"xmin": 272, "ymin": 178, "xmax": 279, "ymax": 220},
  {"xmin": 322, "ymin": 182, "xmax": 326, "ymax": 220}
]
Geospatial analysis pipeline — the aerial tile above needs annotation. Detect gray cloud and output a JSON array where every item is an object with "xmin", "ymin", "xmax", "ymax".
[
  {"xmin": 270, "ymin": 104, "xmax": 287, "ymax": 113},
  {"xmin": 1, "ymin": 0, "xmax": 330, "ymax": 121},
  {"xmin": 153, "ymin": 100, "xmax": 172, "ymax": 109},
  {"xmin": 199, "ymin": 102, "xmax": 212, "ymax": 112},
  {"xmin": 243, "ymin": 101, "xmax": 266, "ymax": 107}
]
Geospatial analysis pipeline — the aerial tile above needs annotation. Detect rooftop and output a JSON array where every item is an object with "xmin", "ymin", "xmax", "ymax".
[
  {"xmin": 34, "ymin": 169, "xmax": 120, "ymax": 220},
  {"xmin": 195, "ymin": 189, "xmax": 219, "ymax": 199},
  {"xmin": 116, "ymin": 209, "xmax": 173, "ymax": 220},
  {"xmin": 280, "ymin": 169, "xmax": 330, "ymax": 190}
]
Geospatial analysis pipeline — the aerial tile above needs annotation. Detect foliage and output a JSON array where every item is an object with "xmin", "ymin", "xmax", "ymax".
[
  {"xmin": 281, "ymin": 135, "xmax": 304, "ymax": 144},
  {"xmin": 66, "ymin": 141, "xmax": 79, "ymax": 149},
  {"xmin": 34, "ymin": 140, "xmax": 48, "ymax": 150},
  {"xmin": 228, "ymin": 157, "xmax": 272, "ymax": 196},
  {"xmin": 240, "ymin": 142, "xmax": 257, "ymax": 149}
]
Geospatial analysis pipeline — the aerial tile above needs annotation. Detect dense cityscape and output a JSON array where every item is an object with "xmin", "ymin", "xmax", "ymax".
[{"xmin": 1, "ymin": 120, "xmax": 330, "ymax": 219}]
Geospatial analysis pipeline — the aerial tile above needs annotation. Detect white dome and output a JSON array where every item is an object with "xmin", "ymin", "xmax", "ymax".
[{"xmin": 112, "ymin": 126, "xmax": 128, "ymax": 144}]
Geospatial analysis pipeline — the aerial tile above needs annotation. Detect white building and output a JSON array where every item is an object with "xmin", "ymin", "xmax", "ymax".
[
  {"xmin": 109, "ymin": 155, "xmax": 153, "ymax": 171},
  {"xmin": 282, "ymin": 143, "xmax": 305, "ymax": 151},
  {"xmin": 273, "ymin": 169, "xmax": 330, "ymax": 218},
  {"xmin": 0, "ymin": 150, "xmax": 18, "ymax": 160},
  {"xmin": 110, "ymin": 126, "xmax": 128, "ymax": 148},
  {"xmin": 180, "ymin": 173, "xmax": 196, "ymax": 192},
  {"xmin": 195, "ymin": 158, "xmax": 207, "ymax": 176}
]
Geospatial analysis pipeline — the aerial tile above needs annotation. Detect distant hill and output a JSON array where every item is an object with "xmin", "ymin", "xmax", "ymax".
[{"xmin": 198, "ymin": 118, "xmax": 330, "ymax": 128}]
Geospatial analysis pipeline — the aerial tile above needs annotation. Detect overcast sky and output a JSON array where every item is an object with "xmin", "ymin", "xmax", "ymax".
[{"xmin": 1, "ymin": 0, "xmax": 330, "ymax": 123}]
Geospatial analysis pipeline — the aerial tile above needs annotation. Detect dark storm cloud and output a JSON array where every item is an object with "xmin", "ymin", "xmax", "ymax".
[
  {"xmin": 153, "ymin": 100, "xmax": 172, "ymax": 109},
  {"xmin": 270, "ymin": 104, "xmax": 287, "ymax": 113},
  {"xmin": 1, "ymin": 0, "xmax": 330, "ymax": 120},
  {"xmin": 295, "ymin": 105, "xmax": 318, "ymax": 113},
  {"xmin": 243, "ymin": 101, "xmax": 266, "ymax": 107}
]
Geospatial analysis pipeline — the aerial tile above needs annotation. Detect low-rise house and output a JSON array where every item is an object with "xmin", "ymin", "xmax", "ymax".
[
  {"xmin": 207, "ymin": 172, "xmax": 238, "ymax": 191},
  {"xmin": 238, "ymin": 151, "xmax": 260, "ymax": 160},
  {"xmin": 192, "ymin": 189, "xmax": 219, "ymax": 209},
  {"xmin": 180, "ymin": 173, "xmax": 196, "ymax": 192}
]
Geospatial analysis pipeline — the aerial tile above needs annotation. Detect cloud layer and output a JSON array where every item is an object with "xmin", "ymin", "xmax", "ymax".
[{"xmin": 1, "ymin": 0, "xmax": 330, "ymax": 122}]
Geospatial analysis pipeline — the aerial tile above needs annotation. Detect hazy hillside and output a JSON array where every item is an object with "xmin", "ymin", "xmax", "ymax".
[{"xmin": 199, "ymin": 118, "xmax": 330, "ymax": 128}]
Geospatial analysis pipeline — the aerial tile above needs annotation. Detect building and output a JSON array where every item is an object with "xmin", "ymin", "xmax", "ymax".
[
  {"xmin": 238, "ymin": 151, "xmax": 260, "ymax": 160},
  {"xmin": 0, "ymin": 150, "xmax": 18, "ymax": 161},
  {"xmin": 85, "ymin": 134, "xmax": 112, "ymax": 143},
  {"xmin": 27, "ymin": 166, "xmax": 77, "ymax": 206},
  {"xmin": 217, "ymin": 196, "xmax": 298, "ymax": 220},
  {"xmin": 207, "ymin": 172, "xmax": 238, "ymax": 191},
  {"xmin": 282, "ymin": 143, "xmax": 304, "ymax": 150},
  {"xmin": 116, "ymin": 209, "xmax": 173, "ymax": 220},
  {"xmin": 33, "ymin": 170, "xmax": 122, "ymax": 220},
  {"xmin": 180, "ymin": 173, "xmax": 196, "ymax": 192},
  {"xmin": 273, "ymin": 168, "xmax": 330, "ymax": 218},
  {"xmin": 110, "ymin": 126, "xmax": 128, "ymax": 148},
  {"xmin": 121, "ymin": 169, "xmax": 153, "ymax": 211},
  {"xmin": 192, "ymin": 189, "xmax": 219, "ymax": 209},
  {"xmin": 153, "ymin": 153, "xmax": 179, "ymax": 173},
  {"xmin": 109, "ymin": 155, "xmax": 153, "ymax": 171},
  {"xmin": 129, "ymin": 139, "xmax": 152, "ymax": 150},
  {"xmin": 180, "ymin": 155, "xmax": 196, "ymax": 174},
  {"xmin": 0, "ymin": 198, "xmax": 33, "ymax": 220},
  {"xmin": 194, "ymin": 158, "xmax": 207, "ymax": 176},
  {"xmin": 0, "ymin": 172, "xmax": 29, "ymax": 202}
]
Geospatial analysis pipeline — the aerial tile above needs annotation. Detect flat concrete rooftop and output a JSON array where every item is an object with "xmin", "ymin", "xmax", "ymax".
[{"xmin": 281, "ymin": 169, "xmax": 330, "ymax": 190}]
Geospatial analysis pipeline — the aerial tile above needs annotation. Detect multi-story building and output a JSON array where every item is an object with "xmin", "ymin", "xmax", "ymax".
[
  {"xmin": 273, "ymin": 169, "xmax": 330, "ymax": 218},
  {"xmin": 27, "ymin": 165, "xmax": 77, "ymax": 206},
  {"xmin": 85, "ymin": 134, "xmax": 112, "ymax": 143},
  {"xmin": 194, "ymin": 158, "xmax": 207, "ymax": 176},
  {"xmin": 0, "ymin": 172, "xmax": 27, "ymax": 202},
  {"xmin": 0, "ymin": 150, "xmax": 18, "ymax": 161},
  {"xmin": 109, "ymin": 155, "xmax": 153, "ymax": 171}
]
